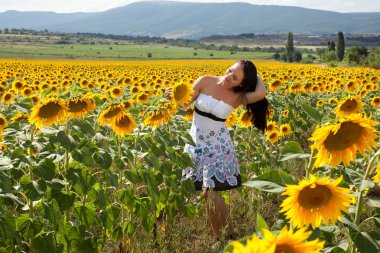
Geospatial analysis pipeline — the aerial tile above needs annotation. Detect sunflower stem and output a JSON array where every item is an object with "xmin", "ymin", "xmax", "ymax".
[
  {"xmin": 354, "ymin": 148, "xmax": 380, "ymax": 226},
  {"xmin": 306, "ymin": 149, "xmax": 318, "ymax": 178},
  {"xmin": 64, "ymin": 120, "xmax": 72, "ymax": 253}
]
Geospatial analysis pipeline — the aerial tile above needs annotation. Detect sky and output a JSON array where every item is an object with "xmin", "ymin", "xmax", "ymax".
[{"xmin": 0, "ymin": 0, "xmax": 379, "ymax": 13}]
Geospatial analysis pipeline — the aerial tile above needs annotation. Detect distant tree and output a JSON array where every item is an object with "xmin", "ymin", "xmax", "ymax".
[
  {"xmin": 330, "ymin": 41, "xmax": 336, "ymax": 51},
  {"xmin": 345, "ymin": 46, "xmax": 368, "ymax": 65},
  {"xmin": 286, "ymin": 32, "xmax": 294, "ymax": 62},
  {"xmin": 193, "ymin": 52, "xmax": 197, "ymax": 56},
  {"xmin": 209, "ymin": 53, "xmax": 214, "ymax": 57},
  {"xmin": 273, "ymin": 52, "xmax": 280, "ymax": 60},
  {"xmin": 4, "ymin": 28, "xmax": 9, "ymax": 34},
  {"xmin": 147, "ymin": 52, "xmax": 152, "ymax": 58},
  {"xmin": 294, "ymin": 51, "xmax": 302, "ymax": 62},
  {"xmin": 0, "ymin": 29, "xmax": 2, "ymax": 34},
  {"xmin": 337, "ymin": 31, "xmax": 345, "ymax": 61}
]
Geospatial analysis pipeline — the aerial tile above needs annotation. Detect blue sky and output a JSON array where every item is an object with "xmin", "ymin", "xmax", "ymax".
[{"xmin": 0, "ymin": 0, "xmax": 379, "ymax": 13}]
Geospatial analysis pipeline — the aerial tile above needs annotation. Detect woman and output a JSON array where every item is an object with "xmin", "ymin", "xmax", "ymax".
[{"xmin": 165, "ymin": 60, "xmax": 269, "ymax": 243}]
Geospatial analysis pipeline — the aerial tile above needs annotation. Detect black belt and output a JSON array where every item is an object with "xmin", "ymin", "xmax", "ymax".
[{"xmin": 194, "ymin": 106, "xmax": 226, "ymax": 122}]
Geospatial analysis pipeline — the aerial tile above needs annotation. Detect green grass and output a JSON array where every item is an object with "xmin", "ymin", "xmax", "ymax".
[{"xmin": 0, "ymin": 43, "xmax": 274, "ymax": 60}]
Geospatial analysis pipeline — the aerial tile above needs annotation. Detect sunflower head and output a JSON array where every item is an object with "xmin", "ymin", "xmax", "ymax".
[
  {"xmin": 170, "ymin": 82, "xmax": 193, "ymax": 107},
  {"xmin": 335, "ymin": 96, "xmax": 363, "ymax": 117},
  {"xmin": 280, "ymin": 124, "xmax": 291, "ymax": 136},
  {"xmin": 98, "ymin": 103, "xmax": 125, "ymax": 126},
  {"xmin": 238, "ymin": 111, "xmax": 253, "ymax": 128},
  {"xmin": 110, "ymin": 112, "xmax": 136, "ymax": 136},
  {"xmin": 67, "ymin": 97, "xmax": 95, "ymax": 119},
  {"xmin": 29, "ymin": 97, "xmax": 68, "ymax": 127},
  {"xmin": 281, "ymin": 175, "xmax": 352, "ymax": 228},
  {"xmin": 309, "ymin": 114, "xmax": 379, "ymax": 168},
  {"xmin": 266, "ymin": 131, "xmax": 280, "ymax": 144}
]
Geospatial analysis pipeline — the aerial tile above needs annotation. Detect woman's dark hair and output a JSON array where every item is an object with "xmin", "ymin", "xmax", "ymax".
[{"xmin": 232, "ymin": 60, "xmax": 270, "ymax": 132}]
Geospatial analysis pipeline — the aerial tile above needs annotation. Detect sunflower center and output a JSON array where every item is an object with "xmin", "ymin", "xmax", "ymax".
[
  {"xmin": 340, "ymin": 99, "xmax": 357, "ymax": 112},
  {"xmin": 0, "ymin": 118, "xmax": 5, "ymax": 125},
  {"xmin": 68, "ymin": 100, "xmax": 88, "ymax": 112},
  {"xmin": 275, "ymin": 244, "xmax": 295, "ymax": 253},
  {"xmin": 37, "ymin": 102, "xmax": 63, "ymax": 119},
  {"xmin": 174, "ymin": 84, "xmax": 187, "ymax": 100},
  {"xmin": 150, "ymin": 112, "xmax": 165, "ymax": 121},
  {"xmin": 298, "ymin": 185, "xmax": 332, "ymax": 209},
  {"xmin": 116, "ymin": 116, "xmax": 131, "ymax": 127},
  {"xmin": 4, "ymin": 94, "xmax": 11, "ymax": 100},
  {"xmin": 324, "ymin": 122, "xmax": 362, "ymax": 151}
]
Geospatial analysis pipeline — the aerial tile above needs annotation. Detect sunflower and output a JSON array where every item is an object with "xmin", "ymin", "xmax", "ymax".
[
  {"xmin": 269, "ymin": 80, "xmax": 282, "ymax": 92},
  {"xmin": 182, "ymin": 107, "xmax": 194, "ymax": 121},
  {"xmin": 232, "ymin": 234, "xmax": 275, "ymax": 253},
  {"xmin": 328, "ymin": 97, "xmax": 338, "ymax": 104},
  {"xmin": 121, "ymin": 100, "xmax": 133, "ymax": 109},
  {"xmin": 0, "ymin": 114, "xmax": 8, "ymax": 129},
  {"xmin": 12, "ymin": 80, "xmax": 24, "ymax": 91},
  {"xmin": 22, "ymin": 87, "xmax": 33, "ymax": 98},
  {"xmin": 67, "ymin": 97, "xmax": 95, "ymax": 119},
  {"xmin": 266, "ymin": 121, "xmax": 277, "ymax": 133},
  {"xmin": 110, "ymin": 86, "xmax": 124, "ymax": 98},
  {"xmin": 316, "ymin": 100, "xmax": 324, "ymax": 107},
  {"xmin": 2, "ymin": 91, "xmax": 14, "ymax": 105},
  {"xmin": 280, "ymin": 174, "xmax": 352, "ymax": 228},
  {"xmin": 110, "ymin": 112, "xmax": 136, "ymax": 136},
  {"xmin": 309, "ymin": 114, "xmax": 379, "ymax": 168},
  {"xmin": 238, "ymin": 111, "xmax": 252, "ymax": 127},
  {"xmin": 0, "ymin": 143, "xmax": 7, "ymax": 152},
  {"xmin": 266, "ymin": 131, "xmax": 280, "ymax": 144},
  {"xmin": 11, "ymin": 112, "xmax": 29, "ymax": 123},
  {"xmin": 143, "ymin": 109, "xmax": 173, "ymax": 127},
  {"xmin": 262, "ymin": 226, "xmax": 324, "ymax": 253},
  {"xmin": 280, "ymin": 124, "xmax": 292, "ymax": 136},
  {"xmin": 282, "ymin": 109, "xmax": 289, "ymax": 118},
  {"xmin": 170, "ymin": 82, "xmax": 193, "ymax": 107},
  {"xmin": 226, "ymin": 111, "xmax": 238, "ymax": 128},
  {"xmin": 29, "ymin": 97, "xmax": 68, "ymax": 127},
  {"xmin": 334, "ymin": 96, "xmax": 363, "ymax": 117},
  {"xmin": 372, "ymin": 164, "xmax": 380, "ymax": 184},
  {"xmin": 98, "ymin": 104, "xmax": 125, "ymax": 126},
  {"xmin": 137, "ymin": 93, "xmax": 150, "ymax": 103},
  {"xmin": 370, "ymin": 96, "xmax": 380, "ymax": 107}
]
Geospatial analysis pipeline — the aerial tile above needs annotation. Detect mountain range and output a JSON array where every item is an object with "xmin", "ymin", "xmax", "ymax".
[{"xmin": 1, "ymin": 1, "xmax": 380, "ymax": 39}]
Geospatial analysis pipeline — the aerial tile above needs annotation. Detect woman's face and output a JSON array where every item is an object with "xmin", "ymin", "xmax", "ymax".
[{"xmin": 222, "ymin": 62, "xmax": 244, "ymax": 88}]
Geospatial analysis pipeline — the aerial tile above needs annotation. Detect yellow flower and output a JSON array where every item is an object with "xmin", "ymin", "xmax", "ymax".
[
  {"xmin": 67, "ymin": 97, "xmax": 95, "ymax": 119},
  {"xmin": 309, "ymin": 114, "xmax": 379, "ymax": 168},
  {"xmin": 238, "ymin": 111, "xmax": 252, "ymax": 127},
  {"xmin": 232, "ymin": 234, "xmax": 275, "ymax": 253},
  {"xmin": 372, "ymin": 164, "xmax": 380, "ymax": 184},
  {"xmin": 144, "ymin": 109, "xmax": 173, "ymax": 127},
  {"xmin": 12, "ymin": 80, "xmax": 24, "ymax": 91},
  {"xmin": 182, "ymin": 107, "xmax": 194, "ymax": 121},
  {"xmin": 269, "ymin": 80, "xmax": 282, "ymax": 92},
  {"xmin": 11, "ymin": 112, "xmax": 29, "ymax": 123},
  {"xmin": 110, "ymin": 112, "xmax": 136, "ymax": 136},
  {"xmin": 121, "ymin": 100, "xmax": 133, "ymax": 109},
  {"xmin": 22, "ymin": 87, "xmax": 33, "ymax": 98},
  {"xmin": 170, "ymin": 82, "xmax": 193, "ymax": 107},
  {"xmin": 281, "ymin": 175, "xmax": 352, "ymax": 228},
  {"xmin": 263, "ymin": 226, "xmax": 324, "ymax": 253},
  {"xmin": 280, "ymin": 124, "xmax": 292, "ymax": 136},
  {"xmin": 334, "ymin": 96, "xmax": 363, "ymax": 117},
  {"xmin": 0, "ymin": 114, "xmax": 8, "ymax": 129},
  {"xmin": 2, "ymin": 91, "xmax": 14, "ymax": 105},
  {"xmin": 266, "ymin": 131, "xmax": 280, "ymax": 144},
  {"xmin": 29, "ymin": 97, "xmax": 68, "ymax": 127},
  {"xmin": 98, "ymin": 104, "xmax": 125, "ymax": 126},
  {"xmin": 110, "ymin": 86, "xmax": 124, "ymax": 98},
  {"xmin": 266, "ymin": 121, "xmax": 277, "ymax": 133},
  {"xmin": 317, "ymin": 100, "xmax": 324, "ymax": 107},
  {"xmin": 137, "ymin": 93, "xmax": 150, "ymax": 103},
  {"xmin": 0, "ymin": 143, "xmax": 7, "ymax": 152},
  {"xmin": 370, "ymin": 96, "xmax": 380, "ymax": 107},
  {"xmin": 226, "ymin": 111, "xmax": 238, "ymax": 128},
  {"xmin": 282, "ymin": 109, "xmax": 289, "ymax": 118}
]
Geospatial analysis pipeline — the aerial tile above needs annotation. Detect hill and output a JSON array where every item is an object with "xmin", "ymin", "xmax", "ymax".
[{"xmin": 1, "ymin": 1, "xmax": 380, "ymax": 39}]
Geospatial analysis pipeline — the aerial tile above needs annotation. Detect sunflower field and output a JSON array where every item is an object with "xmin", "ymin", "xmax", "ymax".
[{"xmin": 0, "ymin": 59, "xmax": 379, "ymax": 253}]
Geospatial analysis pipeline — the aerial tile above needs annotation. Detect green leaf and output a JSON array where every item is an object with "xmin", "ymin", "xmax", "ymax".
[
  {"xmin": 33, "ymin": 158, "xmax": 56, "ymax": 181},
  {"xmin": 256, "ymin": 213, "xmax": 269, "ymax": 232},
  {"xmin": 16, "ymin": 214, "xmax": 43, "ymax": 239},
  {"xmin": 0, "ymin": 210, "xmax": 16, "ymax": 244},
  {"xmin": 243, "ymin": 170, "xmax": 296, "ymax": 192},
  {"xmin": 93, "ymin": 151, "xmax": 112, "ymax": 170},
  {"xmin": 31, "ymin": 232, "xmax": 56, "ymax": 253},
  {"xmin": 301, "ymin": 102, "xmax": 323, "ymax": 123},
  {"xmin": 73, "ymin": 202, "xmax": 98, "ymax": 227},
  {"xmin": 349, "ymin": 228, "xmax": 380, "ymax": 253},
  {"xmin": 279, "ymin": 141, "xmax": 310, "ymax": 161},
  {"xmin": 20, "ymin": 176, "xmax": 46, "ymax": 201}
]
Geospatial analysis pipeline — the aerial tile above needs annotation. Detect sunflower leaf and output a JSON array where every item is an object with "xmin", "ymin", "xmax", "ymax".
[
  {"xmin": 301, "ymin": 102, "xmax": 323, "ymax": 123},
  {"xmin": 243, "ymin": 170, "xmax": 296, "ymax": 192},
  {"xmin": 279, "ymin": 141, "xmax": 311, "ymax": 161}
]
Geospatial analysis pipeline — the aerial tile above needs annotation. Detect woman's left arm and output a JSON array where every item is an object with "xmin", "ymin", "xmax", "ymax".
[{"xmin": 244, "ymin": 75, "xmax": 267, "ymax": 104}]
